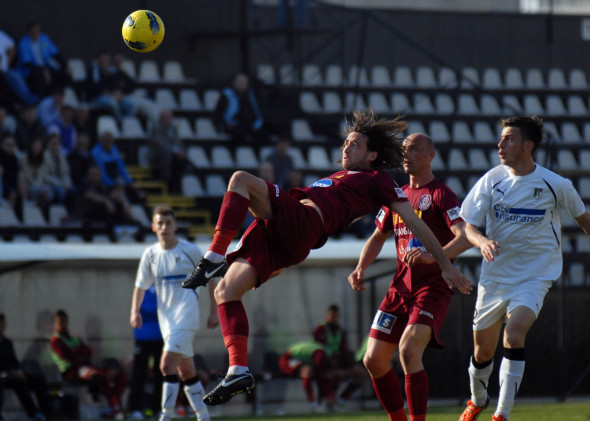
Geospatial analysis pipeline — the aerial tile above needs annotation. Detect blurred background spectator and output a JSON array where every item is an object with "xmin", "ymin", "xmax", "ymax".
[
  {"xmin": 265, "ymin": 138, "xmax": 294, "ymax": 189},
  {"xmin": 46, "ymin": 104, "xmax": 77, "ymax": 154},
  {"xmin": 19, "ymin": 136, "xmax": 52, "ymax": 210},
  {"xmin": 15, "ymin": 104, "xmax": 45, "ymax": 151},
  {"xmin": 44, "ymin": 133, "xmax": 74, "ymax": 211}
]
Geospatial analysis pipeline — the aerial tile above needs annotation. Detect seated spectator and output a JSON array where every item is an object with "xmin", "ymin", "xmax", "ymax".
[
  {"xmin": 73, "ymin": 105, "xmax": 93, "ymax": 140},
  {"xmin": 49, "ymin": 310, "xmax": 126, "ymax": 419},
  {"xmin": 19, "ymin": 136, "xmax": 52, "ymax": 209},
  {"xmin": 0, "ymin": 26, "xmax": 38, "ymax": 110},
  {"xmin": 75, "ymin": 164, "xmax": 136, "ymax": 239},
  {"xmin": 37, "ymin": 87, "xmax": 65, "ymax": 129},
  {"xmin": 278, "ymin": 341, "xmax": 336, "ymax": 412},
  {"xmin": 44, "ymin": 133, "xmax": 74, "ymax": 210},
  {"xmin": 46, "ymin": 104, "xmax": 77, "ymax": 154},
  {"xmin": 86, "ymin": 49, "xmax": 135, "ymax": 123},
  {"xmin": 265, "ymin": 138, "xmax": 294, "ymax": 188},
  {"xmin": 0, "ymin": 133, "xmax": 26, "ymax": 213},
  {"xmin": 148, "ymin": 108, "xmax": 190, "ymax": 194},
  {"xmin": 15, "ymin": 104, "xmax": 45, "ymax": 152},
  {"xmin": 91, "ymin": 130, "xmax": 142, "ymax": 203},
  {"xmin": 214, "ymin": 72, "xmax": 267, "ymax": 146},
  {"xmin": 0, "ymin": 313, "xmax": 49, "ymax": 421},
  {"xmin": 17, "ymin": 22, "xmax": 71, "ymax": 97},
  {"xmin": 313, "ymin": 304, "xmax": 368, "ymax": 403},
  {"xmin": 67, "ymin": 132, "xmax": 92, "ymax": 190}
]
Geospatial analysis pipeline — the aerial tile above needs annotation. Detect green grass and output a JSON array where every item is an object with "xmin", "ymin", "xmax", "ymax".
[{"xmin": 200, "ymin": 402, "xmax": 590, "ymax": 421}]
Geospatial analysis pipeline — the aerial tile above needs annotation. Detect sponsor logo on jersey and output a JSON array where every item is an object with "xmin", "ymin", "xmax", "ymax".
[
  {"xmin": 376, "ymin": 208, "xmax": 386, "ymax": 224},
  {"xmin": 309, "ymin": 179, "xmax": 333, "ymax": 188},
  {"xmin": 533, "ymin": 188, "xmax": 543, "ymax": 199},
  {"xmin": 493, "ymin": 204, "xmax": 546, "ymax": 224},
  {"xmin": 274, "ymin": 184, "xmax": 280, "ymax": 197},
  {"xmin": 419, "ymin": 194, "xmax": 431, "ymax": 210},
  {"xmin": 395, "ymin": 187, "xmax": 407, "ymax": 198},
  {"xmin": 407, "ymin": 237, "xmax": 426, "ymax": 253},
  {"xmin": 419, "ymin": 310, "xmax": 434, "ymax": 319},
  {"xmin": 447, "ymin": 206, "xmax": 461, "ymax": 221},
  {"xmin": 371, "ymin": 310, "xmax": 397, "ymax": 334}
]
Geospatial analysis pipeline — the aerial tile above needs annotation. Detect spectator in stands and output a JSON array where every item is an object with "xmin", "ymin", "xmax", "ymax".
[
  {"xmin": 19, "ymin": 136, "xmax": 52, "ymax": 209},
  {"xmin": 67, "ymin": 132, "xmax": 92, "ymax": 189},
  {"xmin": 0, "ymin": 106, "xmax": 12, "ymax": 138},
  {"xmin": 278, "ymin": 341, "xmax": 336, "ymax": 412},
  {"xmin": 73, "ymin": 105, "xmax": 93, "ymax": 140},
  {"xmin": 36, "ymin": 87, "xmax": 65, "ymax": 129},
  {"xmin": 126, "ymin": 285, "xmax": 164, "ymax": 419},
  {"xmin": 0, "ymin": 133, "xmax": 25, "ymax": 213},
  {"xmin": 76, "ymin": 164, "xmax": 136, "ymax": 239},
  {"xmin": 313, "ymin": 304, "xmax": 367, "ymax": 404},
  {"xmin": 214, "ymin": 72, "xmax": 267, "ymax": 146},
  {"xmin": 17, "ymin": 22, "xmax": 71, "ymax": 97},
  {"xmin": 86, "ymin": 49, "xmax": 135, "ymax": 124},
  {"xmin": 0, "ymin": 313, "xmax": 49, "ymax": 421},
  {"xmin": 0, "ymin": 26, "xmax": 38, "ymax": 110},
  {"xmin": 265, "ymin": 138, "xmax": 294, "ymax": 188},
  {"xmin": 148, "ymin": 108, "xmax": 190, "ymax": 194},
  {"xmin": 15, "ymin": 104, "xmax": 45, "ymax": 152},
  {"xmin": 50, "ymin": 309, "xmax": 126, "ymax": 420},
  {"xmin": 44, "ymin": 133, "xmax": 74, "ymax": 210},
  {"xmin": 91, "ymin": 130, "xmax": 142, "ymax": 203},
  {"xmin": 47, "ymin": 104, "xmax": 77, "ymax": 154}
]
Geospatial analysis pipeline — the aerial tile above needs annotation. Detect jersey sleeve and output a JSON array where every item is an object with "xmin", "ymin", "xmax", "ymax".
[
  {"xmin": 375, "ymin": 206, "xmax": 394, "ymax": 233},
  {"xmin": 559, "ymin": 178, "xmax": 586, "ymax": 219},
  {"xmin": 375, "ymin": 171, "xmax": 407, "ymax": 206},
  {"xmin": 460, "ymin": 173, "xmax": 491, "ymax": 227},
  {"xmin": 436, "ymin": 184, "xmax": 463, "ymax": 228},
  {"xmin": 135, "ymin": 249, "xmax": 155, "ymax": 289}
]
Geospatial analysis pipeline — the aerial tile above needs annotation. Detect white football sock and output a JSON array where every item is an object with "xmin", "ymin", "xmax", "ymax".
[
  {"xmin": 227, "ymin": 365, "xmax": 249, "ymax": 375},
  {"xmin": 161, "ymin": 379, "xmax": 180, "ymax": 416},
  {"xmin": 468, "ymin": 357, "xmax": 493, "ymax": 407},
  {"xmin": 496, "ymin": 356, "xmax": 525, "ymax": 419},
  {"xmin": 204, "ymin": 251, "xmax": 224, "ymax": 263},
  {"xmin": 184, "ymin": 381, "xmax": 210, "ymax": 421}
]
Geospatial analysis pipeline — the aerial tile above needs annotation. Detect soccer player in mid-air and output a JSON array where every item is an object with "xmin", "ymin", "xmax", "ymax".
[
  {"xmin": 130, "ymin": 207, "xmax": 219, "ymax": 421},
  {"xmin": 182, "ymin": 109, "xmax": 472, "ymax": 406},
  {"xmin": 458, "ymin": 116, "xmax": 590, "ymax": 421}
]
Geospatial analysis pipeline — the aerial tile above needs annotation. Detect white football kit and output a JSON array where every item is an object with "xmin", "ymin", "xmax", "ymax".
[
  {"xmin": 135, "ymin": 240, "xmax": 203, "ymax": 354},
  {"xmin": 461, "ymin": 164, "xmax": 586, "ymax": 327}
]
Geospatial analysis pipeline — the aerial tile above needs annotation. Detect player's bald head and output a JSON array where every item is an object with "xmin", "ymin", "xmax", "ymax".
[{"xmin": 405, "ymin": 133, "xmax": 434, "ymax": 151}]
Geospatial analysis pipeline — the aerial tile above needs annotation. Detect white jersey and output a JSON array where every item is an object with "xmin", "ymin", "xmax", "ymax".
[
  {"xmin": 460, "ymin": 164, "xmax": 585, "ymax": 285},
  {"xmin": 135, "ymin": 240, "xmax": 203, "ymax": 337}
]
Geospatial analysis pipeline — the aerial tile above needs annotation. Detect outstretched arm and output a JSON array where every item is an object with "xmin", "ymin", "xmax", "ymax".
[
  {"xmin": 392, "ymin": 201, "xmax": 472, "ymax": 294},
  {"xmin": 463, "ymin": 222, "xmax": 500, "ymax": 263},
  {"xmin": 348, "ymin": 228, "xmax": 390, "ymax": 291},
  {"xmin": 404, "ymin": 221, "xmax": 473, "ymax": 266}
]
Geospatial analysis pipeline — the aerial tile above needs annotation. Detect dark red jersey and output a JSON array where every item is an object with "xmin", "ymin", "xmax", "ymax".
[
  {"xmin": 290, "ymin": 169, "xmax": 408, "ymax": 237},
  {"xmin": 375, "ymin": 178, "xmax": 462, "ymax": 292}
]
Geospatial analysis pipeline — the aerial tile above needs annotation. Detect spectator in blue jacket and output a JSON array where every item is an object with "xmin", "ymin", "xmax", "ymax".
[
  {"xmin": 17, "ymin": 22, "xmax": 71, "ymax": 97},
  {"xmin": 214, "ymin": 73, "xmax": 267, "ymax": 146},
  {"xmin": 127, "ymin": 286, "xmax": 163, "ymax": 419}
]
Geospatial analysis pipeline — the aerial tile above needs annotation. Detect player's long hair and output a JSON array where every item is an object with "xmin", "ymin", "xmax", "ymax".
[{"xmin": 344, "ymin": 109, "xmax": 407, "ymax": 170}]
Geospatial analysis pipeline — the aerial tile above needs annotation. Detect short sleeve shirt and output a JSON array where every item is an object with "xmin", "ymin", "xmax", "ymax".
[
  {"xmin": 290, "ymin": 169, "xmax": 408, "ymax": 237},
  {"xmin": 460, "ymin": 164, "xmax": 586, "ymax": 285},
  {"xmin": 376, "ymin": 178, "xmax": 463, "ymax": 291},
  {"xmin": 135, "ymin": 240, "xmax": 203, "ymax": 336}
]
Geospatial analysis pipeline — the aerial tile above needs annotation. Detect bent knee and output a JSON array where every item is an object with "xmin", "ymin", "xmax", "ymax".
[{"xmin": 363, "ymin": 353, "xmax": 389, "ymax": 378}]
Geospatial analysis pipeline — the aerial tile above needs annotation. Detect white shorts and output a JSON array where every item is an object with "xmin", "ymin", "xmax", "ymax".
[
  {"xmin": 473, "ymin": 278, "xmax": 553, "ymax": 331},
  {"xmin": 163, "ymin": 329, "xmax": 196, "ymax": 357}
]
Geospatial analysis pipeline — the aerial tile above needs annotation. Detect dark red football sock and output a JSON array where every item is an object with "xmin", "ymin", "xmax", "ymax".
[
  {"xmin": 210, "ymin": 191, "xmax": 250, "ymax": 256},
  {"xmin": 302, "ymin": 377, "xmax": 315, "ymax": 402},
  {"xmin": 371, "ymin": 369, "xmax": 406, "ymax": 421},
  {"xmin": 218, "ymin": 301, "xmax": 249, "ymax": 367},
  {"xmin": 405, "ymin": 369, "xmax": 428, "ymax": 421}
]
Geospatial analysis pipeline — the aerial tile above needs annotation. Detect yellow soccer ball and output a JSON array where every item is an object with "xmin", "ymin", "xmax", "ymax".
[{"xmin": 122, "ymin": 10, "xmax": 165, "ymax": 53}]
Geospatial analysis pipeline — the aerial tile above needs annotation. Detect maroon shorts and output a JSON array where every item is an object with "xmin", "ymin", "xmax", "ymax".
[
  {"xmin": 226, "ymin": 181, "xmax": 326, "ymax": 285},
  {"xmin": 369, "ymin": 283, "xmax": 452, "ymax": 349}
]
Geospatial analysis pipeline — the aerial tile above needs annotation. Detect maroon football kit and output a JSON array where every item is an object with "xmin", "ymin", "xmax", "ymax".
[
  {"xmin": 370, "ymin": 178, "xmax": 463, "ymax": 348},
  {"xmin": 227, "ymin": 169, "xmax": 408, "ymax": 284}
]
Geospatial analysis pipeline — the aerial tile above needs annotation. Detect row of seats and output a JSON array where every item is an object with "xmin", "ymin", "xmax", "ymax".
[
  {"xmin": 68, "ymin": 58, "xmax": 195, "ymax": 85},
  {"xmin": 258, "ymin": 63, "xmax": 590, "ymax": 90},
  {"xmin": 299, "ymin": 90, "xmax": 590, "ymax": 117}
]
